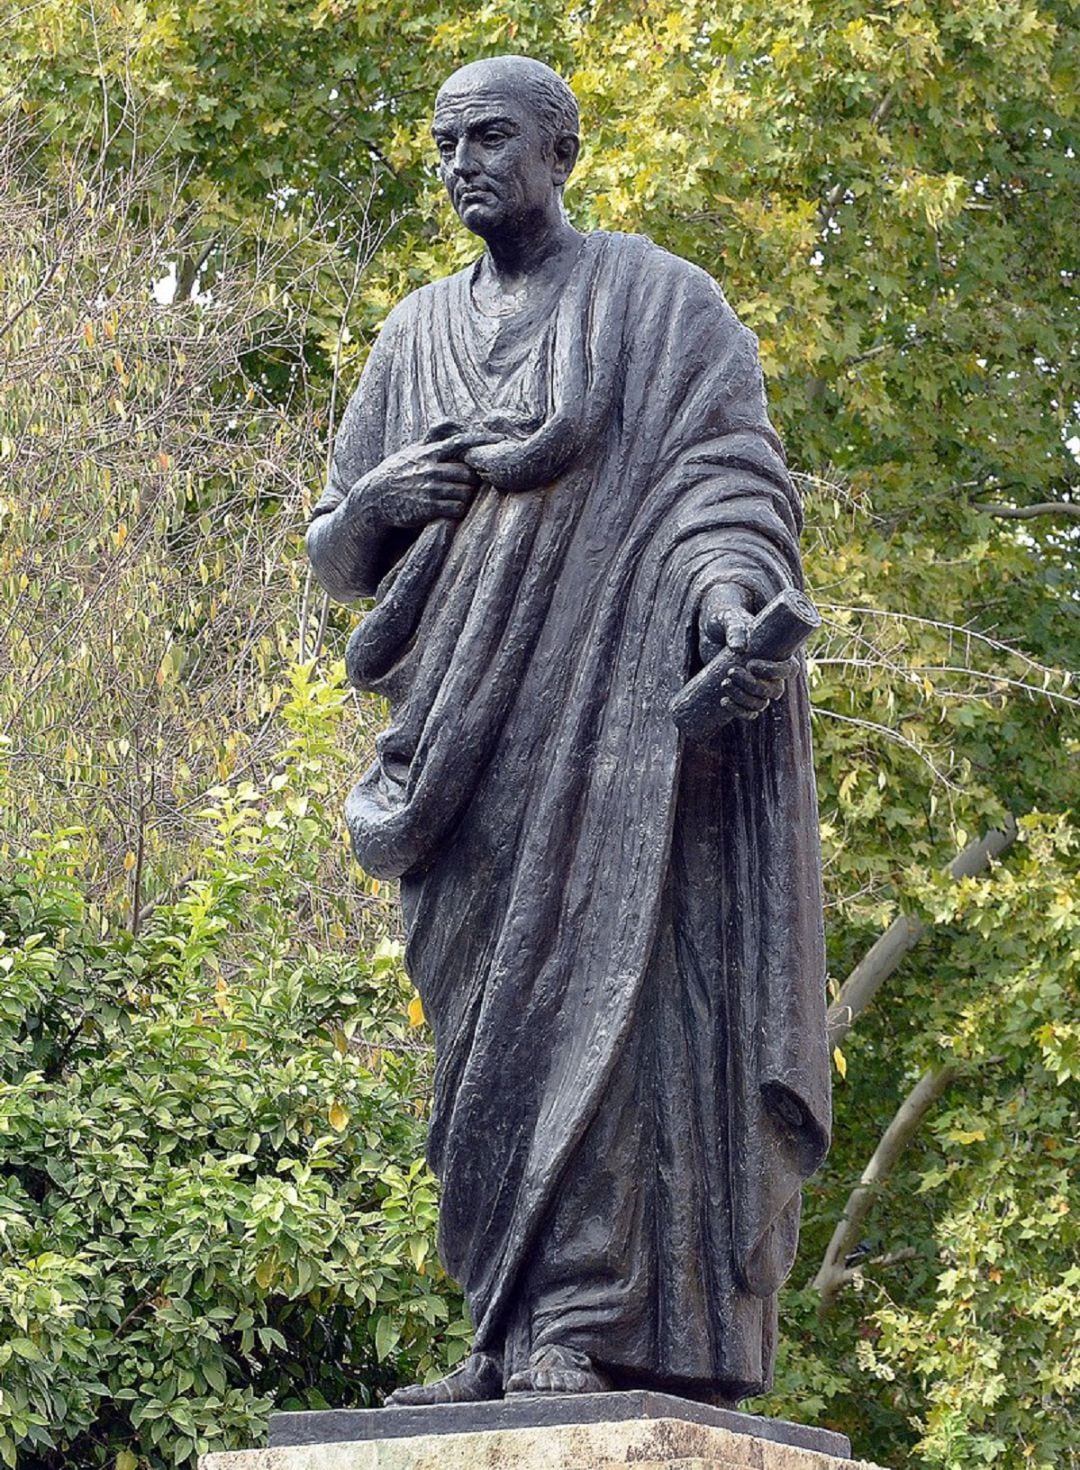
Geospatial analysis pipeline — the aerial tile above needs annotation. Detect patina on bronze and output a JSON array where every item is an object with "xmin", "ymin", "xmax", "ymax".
[{"xmin": 307, "ymin": 55, "xmax": 830, "ymax": 1409}]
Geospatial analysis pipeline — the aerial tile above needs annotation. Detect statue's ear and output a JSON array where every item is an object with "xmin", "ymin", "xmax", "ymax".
[{"xmin": 553, "ymin": 133, "xmax": 580, "ymax": 186}]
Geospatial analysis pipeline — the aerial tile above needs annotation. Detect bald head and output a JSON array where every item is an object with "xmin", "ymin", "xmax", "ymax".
[
  {"xmin": 432, "ymin": 55, "xmax": 581, "ymax": 246},
  {"xmin": 436, "ymin": 56, "xmax": 579, "ymax": 154}
]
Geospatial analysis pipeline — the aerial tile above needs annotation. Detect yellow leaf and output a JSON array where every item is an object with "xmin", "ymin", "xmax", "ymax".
[
  {"xmin": 255, "ymin": 1257, "xmax": 276, "ymax": 1289},
  {"xmin": 833, "ymin": 1046, "xmax": 847, "ymax": 1080},
  {"xmin": 115, "ymin": 1452, "xmax": 138, "ymax": 1470},
  {"xmin": 123, "ymin": 850, "xmax": 136, "ymax": 871},
  {"xmin": 408, "ymin": 995, "xmax": 425, "ymax": 1029},
  {"xmin": 328, "ymin": 1101, "xmax": 349, "ymax": 1132},
  {"xmin": 113, "ymin": 521, "xmax": 128, "ymax": 550},
  {"xmin": 83, "ymin": 320, "xmax": 95, "ymax": 347},
  {"xmin": 947, "ymin": 1127, "xmax": 986, "ymax": 1145},
  {"xmin": 838, "ymin": 770, "xmax": 859, "ymax": 804}
]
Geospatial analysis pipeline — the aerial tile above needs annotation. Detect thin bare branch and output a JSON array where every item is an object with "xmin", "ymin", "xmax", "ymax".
[
  {"xmin": 827, "ymin": 817, "xmax": 1019, "ymax": 1049},
  {"xmin": 811, "ymin": 707, "xmax": 962, "ymax": 788}
]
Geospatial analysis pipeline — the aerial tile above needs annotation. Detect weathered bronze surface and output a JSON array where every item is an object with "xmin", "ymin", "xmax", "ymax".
[{"xmin": 307, "ymin": 55, "xmax": 829, "ymax": 1408}]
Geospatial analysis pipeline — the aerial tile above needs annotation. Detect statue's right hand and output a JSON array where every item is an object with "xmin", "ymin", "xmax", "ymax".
[{"xmin": 352, "ymin": 424, "xmax": 501, "ymax": 529}]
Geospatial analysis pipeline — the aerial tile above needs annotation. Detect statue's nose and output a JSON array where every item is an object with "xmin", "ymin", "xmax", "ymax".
[{"xmin": 450, "ymin": 140, "xmax": 481, "ymax": 179}]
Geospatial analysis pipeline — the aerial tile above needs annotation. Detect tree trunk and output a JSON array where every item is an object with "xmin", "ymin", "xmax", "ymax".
[{"xmin": 812, "ymin": 1062, "xmax": 960, "ymax": 1313}]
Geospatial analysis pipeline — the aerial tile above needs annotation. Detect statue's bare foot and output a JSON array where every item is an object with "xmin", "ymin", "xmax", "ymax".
[
  {"xmin": 386, "ymin": 1352, "xmax": 502, "ymax": 1406},
  {"xmin": 505, "ymin": 1344, "xmax": 611, "ymax": 1395}
]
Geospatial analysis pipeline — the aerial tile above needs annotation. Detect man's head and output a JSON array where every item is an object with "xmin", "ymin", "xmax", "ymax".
[{"xmin": 432, "ymin": 56, "xmax": 580, "ymax": 242}]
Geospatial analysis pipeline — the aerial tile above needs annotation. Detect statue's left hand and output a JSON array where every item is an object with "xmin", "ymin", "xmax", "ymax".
[{"xmin": 698, "ymin": 584, "xmax": 798, "ymax": 721}]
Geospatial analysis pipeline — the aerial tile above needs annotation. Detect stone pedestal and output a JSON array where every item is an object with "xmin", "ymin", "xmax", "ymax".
[{"xmin": 199, "ymin": 1393, "xmax": 889, "ymax": 1470}]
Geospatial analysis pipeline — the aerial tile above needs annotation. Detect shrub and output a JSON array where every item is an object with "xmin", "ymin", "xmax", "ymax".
[{"xmin": 0, "ymin": 668, "xmax": 466, "ymax": 1469}]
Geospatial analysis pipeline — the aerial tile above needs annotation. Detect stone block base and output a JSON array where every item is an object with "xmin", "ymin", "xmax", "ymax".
[{"xmin": 200, "ymin": 1393, "xmax": 888, "ymax": 1470}]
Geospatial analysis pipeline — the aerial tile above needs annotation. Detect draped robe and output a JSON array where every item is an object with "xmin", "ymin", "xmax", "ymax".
[{"xmin": 309, "ymin": 230, "xmax": 829, "ymax": 1401}]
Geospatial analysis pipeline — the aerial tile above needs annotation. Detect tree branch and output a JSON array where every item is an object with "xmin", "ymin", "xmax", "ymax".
[
  {"xmin": 827, "ymin": 817, "xmax": 1018, "ymax": 1048},
  {"xmin": 136, "ymin": 866, "xmax": 197, "ymax": 929},
  {"xmin": 975, "ymin": 500, "xmax": 1080, "ymax": 522},
  {"xmin": 113, "ymin": 1294, "xmax": 155, "ymax": 1341},
  {"xmin": 815, "ymin": 87, "xmax": 897, "ymax": 231},
  {"xmin": 819, "ymin": 1246, "xmax": 919, "ymax": 1297},
  {"xmin": 812, "ymin": 1062, "xmax": 959, "ymax": 1313},
  {"xmin": 0, "ymin": 258, "xmax": 60, "ymax": 341},
  {"xmin": 843, "ymin": 341, "xmax": 893, "ymax": 369},
  {"xmin": 176, "ymin": 238, "xmax": 216, "ymax": 303}
]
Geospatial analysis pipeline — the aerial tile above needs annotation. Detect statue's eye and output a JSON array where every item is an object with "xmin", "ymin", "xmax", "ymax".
[
  {"xmin": 482, "ymin": 131, "xmax": 507, "ymax": 148},
  {"xmin": 436, "ymin": 139, "xmax": 455, "ymax": 160}
]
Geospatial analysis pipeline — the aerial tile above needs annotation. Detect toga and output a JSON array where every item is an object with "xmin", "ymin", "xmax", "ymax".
[{"xmin": 311, "ymin": 230, "xmax": 830, "ymax": 1401}]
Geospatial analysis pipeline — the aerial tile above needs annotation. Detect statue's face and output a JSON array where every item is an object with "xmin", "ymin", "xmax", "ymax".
[{"xmin": 432, "ymin": 83, "xmax": 563, "ymax": 240}]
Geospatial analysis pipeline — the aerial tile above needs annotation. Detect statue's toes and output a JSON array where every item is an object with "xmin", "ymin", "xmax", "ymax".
[
  {"xmin": 523, "ymin": 1368, "xmax": 590, "ymax": 1394},
  {"xmin": 553, "ymin": 1370, "xmax": 591, "ymax": 1393},
  {"xmin": 387, "ymin": 1353, "xmax": 503, "ymax": 1406},
  {"xmin": 506, "ymin": 1347, "xmax": 609, "ymax": 1396},
  {"xmin": 386, "ymin": 1383, "xmax": 438, "ymax": 1406}
]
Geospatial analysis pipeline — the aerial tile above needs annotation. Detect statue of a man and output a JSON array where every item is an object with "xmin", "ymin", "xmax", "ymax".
[{"xmin": 307, "ymin": 55, "xmax": 829, "ymax": 1408}]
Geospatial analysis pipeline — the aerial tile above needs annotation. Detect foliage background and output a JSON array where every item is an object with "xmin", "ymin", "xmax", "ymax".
[{"xmin": 1, "ymin": 2, "xmax": 1078, "ymax": 1467}]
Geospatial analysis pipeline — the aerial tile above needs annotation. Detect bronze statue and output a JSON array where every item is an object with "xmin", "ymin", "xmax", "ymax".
[{"xmin": 307, "ymin": 55, "xmax": 829, "ymax": 1409}]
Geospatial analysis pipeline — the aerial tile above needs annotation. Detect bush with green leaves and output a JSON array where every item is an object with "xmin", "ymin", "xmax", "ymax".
[{"xmin": 0, "ymin": 667, "xmax": 466, "ymax": 1470}]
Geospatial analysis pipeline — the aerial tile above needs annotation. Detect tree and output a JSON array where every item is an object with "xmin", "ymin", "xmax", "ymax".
[
  {"xmin": 2, "ymin": 4, "xmax": 1078, "ymax": 1467},
  {"xmin": 0, "ymin": 110, "xmax": 389, "ymax": 936}
]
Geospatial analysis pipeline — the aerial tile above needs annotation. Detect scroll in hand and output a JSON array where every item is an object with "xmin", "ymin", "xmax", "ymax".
[{"xmin": 672, "ymin": 587, "xmax": 820, "ymax": 741}]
